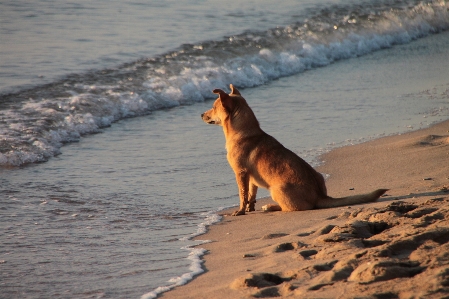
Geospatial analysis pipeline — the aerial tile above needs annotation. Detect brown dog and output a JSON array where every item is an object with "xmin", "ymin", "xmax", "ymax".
[{"xmin": 201, "ymin": 84, "xmax": 388, "ymax": 216}]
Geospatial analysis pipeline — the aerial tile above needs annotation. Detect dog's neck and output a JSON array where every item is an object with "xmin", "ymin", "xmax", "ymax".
[{"xmin": 223, "ymin": 104, "xmax": 263, "ymax": 141}]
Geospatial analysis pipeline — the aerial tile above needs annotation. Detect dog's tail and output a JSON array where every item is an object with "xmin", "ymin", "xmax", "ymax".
[{"xmin": 315, "ymin": 189, "xmax": 389, "ymax": 209}]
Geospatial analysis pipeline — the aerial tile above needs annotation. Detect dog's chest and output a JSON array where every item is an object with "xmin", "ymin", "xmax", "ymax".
[{"xmin": 225, "ymin": 139, "xmax": 259, "ymax": 169}]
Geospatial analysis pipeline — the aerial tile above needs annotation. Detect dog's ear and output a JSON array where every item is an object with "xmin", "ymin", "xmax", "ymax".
[
  {"xmin": 229, "ymin": 84, "xmax": 241, "ymax": 96},
  {"xmin": 213, "ymin": 88, "xmax": 234, "ymax": 112}
]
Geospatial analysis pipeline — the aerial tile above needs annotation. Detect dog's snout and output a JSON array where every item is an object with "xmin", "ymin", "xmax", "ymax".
[{"xmin": 201, "ymin": 113, "xmax": 204, "ymax": 118}]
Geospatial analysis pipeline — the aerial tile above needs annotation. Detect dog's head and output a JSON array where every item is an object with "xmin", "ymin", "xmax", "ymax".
[{"xmin": 201, "ymin": 84, "xmax": 242, "ymax": 126}]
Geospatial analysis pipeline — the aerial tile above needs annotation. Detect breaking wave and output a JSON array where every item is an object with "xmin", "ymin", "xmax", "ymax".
[{"xmin": 1, "ymin": 0, "xmax": 448, "ymax": 166}]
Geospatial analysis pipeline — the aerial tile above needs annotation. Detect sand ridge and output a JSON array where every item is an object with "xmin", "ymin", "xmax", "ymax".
[{"xmin": 229, "ymin": 197, "xmax": 449, "ymax": 298}]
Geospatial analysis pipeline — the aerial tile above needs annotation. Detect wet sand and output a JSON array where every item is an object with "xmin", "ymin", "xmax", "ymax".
[{"xmin": 161, "ymin": 119, "xmax": 449, "ymax": 299}]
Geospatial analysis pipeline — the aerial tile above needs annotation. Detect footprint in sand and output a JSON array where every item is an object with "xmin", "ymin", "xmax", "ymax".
[{"xmin": 230, "ymin": 198, "xmax": 449, "ymax": 298}]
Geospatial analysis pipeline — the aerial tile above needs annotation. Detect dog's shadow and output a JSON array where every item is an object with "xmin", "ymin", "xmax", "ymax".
[{"xmin": 380, "ymin": 190, "xmax": 449, "ymax": 202}]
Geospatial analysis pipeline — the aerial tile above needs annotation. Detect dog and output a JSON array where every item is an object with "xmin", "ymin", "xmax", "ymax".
[{"xmin": 201, "ymin": 84, "xmax": 388, "ymax": 216}]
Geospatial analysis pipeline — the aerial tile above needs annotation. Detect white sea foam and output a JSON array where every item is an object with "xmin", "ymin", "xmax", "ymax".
[
  {"xmin": 140, "ymin": 208, "xmax": 230, "ymax": 299},
  {"xmin": 1, "ymin": 0, "xmax": 448, "ymax": 166},
  {"xmin": 140, "ymin": 247, "xmax": 208, "ymax": 299}
]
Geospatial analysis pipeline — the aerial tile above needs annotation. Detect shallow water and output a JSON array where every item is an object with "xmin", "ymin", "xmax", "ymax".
[
  {"xmin": 1, "ymin": 0, "xmax": 449, "ymax": 298},
  {"xmin": 1, "ymin": 103, "xmax": 230, "ymax": 298}
]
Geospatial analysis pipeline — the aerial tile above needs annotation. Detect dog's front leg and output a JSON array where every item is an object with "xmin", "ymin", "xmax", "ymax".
[
  {"xmin": 246, "ymin": 183, "xmax": 258, "ymax": 212},
  {"xmin": 232, "ymin": 170, "xmax": 250, "ymax": 216}
]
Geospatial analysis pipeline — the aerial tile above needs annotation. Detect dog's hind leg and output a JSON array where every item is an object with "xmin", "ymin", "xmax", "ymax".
[
  {"xmin": 270, "ymin": 186, "xmax": 315, "ymax": 211},
  {"xmin": 246, "ymin": 183, "xmax": 258, "ymax": 212}
]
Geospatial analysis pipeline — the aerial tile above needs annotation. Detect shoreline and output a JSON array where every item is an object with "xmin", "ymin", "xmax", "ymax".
[{"xmin": 161, "ymin": 119, "xmax": 449, "ymax": 299}]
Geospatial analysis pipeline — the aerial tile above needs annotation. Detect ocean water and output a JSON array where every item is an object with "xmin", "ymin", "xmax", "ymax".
[{"xmin": 1, "ymin": 0, "xmax": 448, "ymax": 298}]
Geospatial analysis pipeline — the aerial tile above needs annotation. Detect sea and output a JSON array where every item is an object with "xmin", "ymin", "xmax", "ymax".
[{"xmin": 0, "ymin": 0, "xmax": 448, "ymax": 298}]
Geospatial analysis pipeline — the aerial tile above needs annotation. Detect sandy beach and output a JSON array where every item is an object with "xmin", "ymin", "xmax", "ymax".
[{"xmin": 161, "ymin": 119, "xmax": 449, "ymax": 299}]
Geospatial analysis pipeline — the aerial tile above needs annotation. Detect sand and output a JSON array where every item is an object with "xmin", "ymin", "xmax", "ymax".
[{"xmin": 161, "ymin": 120, "xmax": 449, "ymax": 299}]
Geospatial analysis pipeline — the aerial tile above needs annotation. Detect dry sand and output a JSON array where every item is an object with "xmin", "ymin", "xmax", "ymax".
[{"xmin": 161, "ymin": 120, "xmax": 449, "ymax": 299}]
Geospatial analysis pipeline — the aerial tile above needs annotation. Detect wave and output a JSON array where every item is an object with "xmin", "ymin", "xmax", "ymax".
[
  {"xmin": 0, "ymin": 0, "xmax": 448, "ymax": 166},
  {"xmin": 141, "ymin": 209, "xmax": 224, "ymax": 299}
]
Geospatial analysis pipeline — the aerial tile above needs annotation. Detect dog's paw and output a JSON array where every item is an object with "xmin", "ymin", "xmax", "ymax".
[
  {"xmin": 262, "ymin": 204, "xmax": 282, "ymax": 212},
  {"xmin": 246, "ymin": 204, "xmax": 256, "ymax": 212},
  {"xmin": 232, "ymin": 209, "xmax": 246, "ymax": 216}
]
